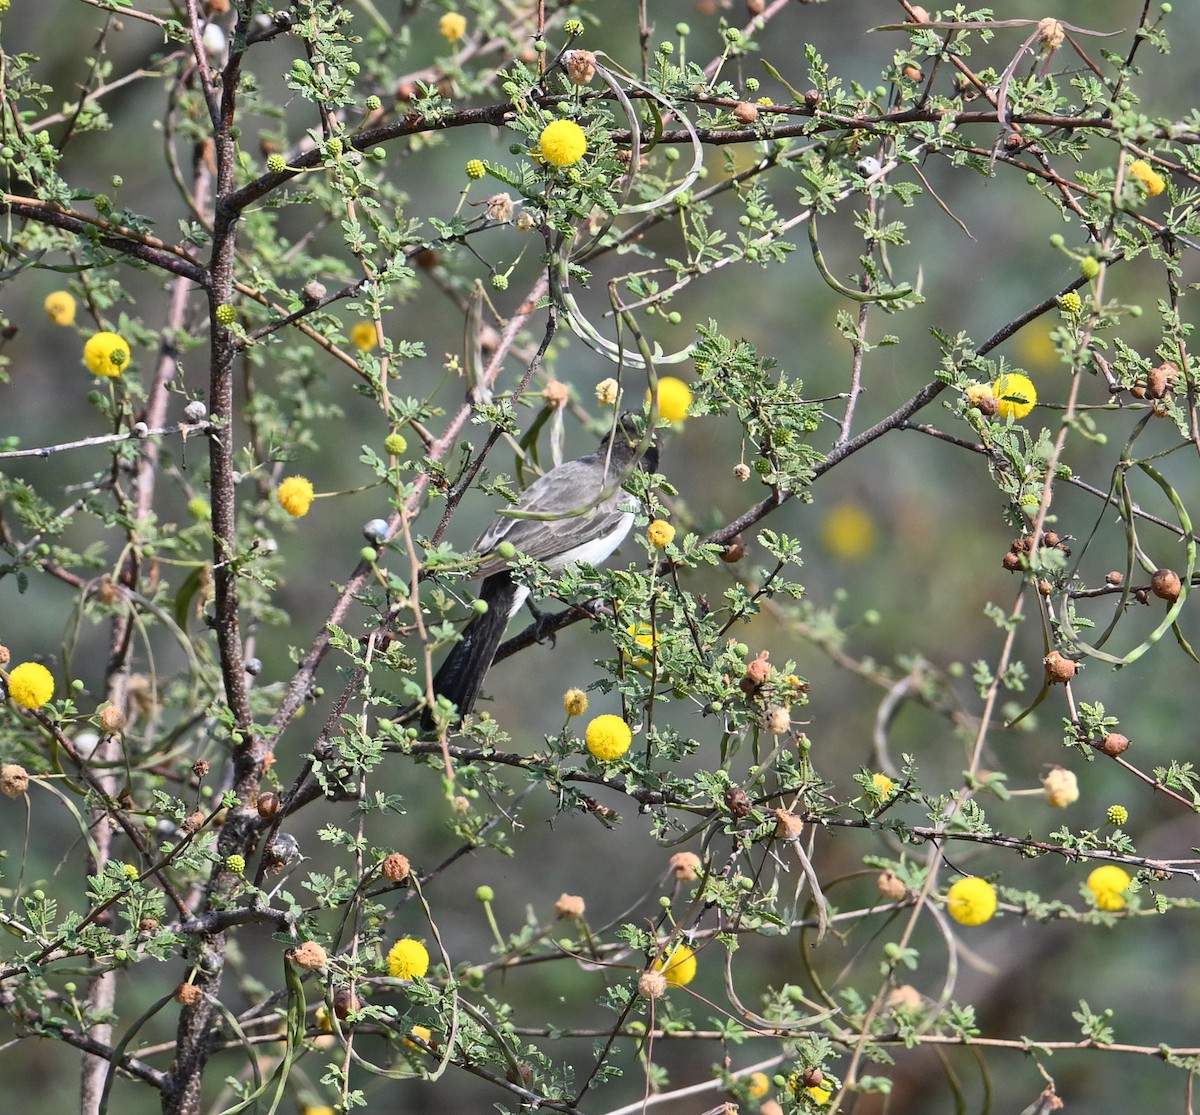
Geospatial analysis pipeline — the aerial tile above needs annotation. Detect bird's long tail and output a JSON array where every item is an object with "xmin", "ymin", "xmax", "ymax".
[{"xmin": 422, "ymin": 572, "xmax": 522, "ymax": 729}]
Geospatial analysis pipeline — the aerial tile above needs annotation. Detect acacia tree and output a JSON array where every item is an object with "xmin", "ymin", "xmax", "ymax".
[{"xmin": 2, "ymin": 1, "xmax": 1200, "ymax": 1113}]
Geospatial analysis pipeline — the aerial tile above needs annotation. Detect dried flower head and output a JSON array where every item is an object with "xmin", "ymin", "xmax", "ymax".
[
  {"xmin": 563, "ymin": 688, "xmax": 589, "ymax": 717},
  {"xmin": 595, "ymin": 377, "xmax": 620, "ymax": 406},
  {"xmin": 381, "ymin": 852, "xmax": 411, "ymax": 882},
  {"xmin": 566, "ymin": 49, "xmax": 596, "ymax": 85},
  {"xmin": 669, "ymin": 851, "xmax": 702, "ymax": 881},
  {"xmin": 1042, "ymin": 766, "xmax": 1079, "ymax": 808},
  {"xmin": 1, "ymin": 764, "xmax": 30, "ymax": 798},
  {"xmin": 289, "ymin": 941, "xmax": 328, "ymax": 970},
  {"xmin": 554, "ymin": 893, "xmax": 585, "ymax": 919}
]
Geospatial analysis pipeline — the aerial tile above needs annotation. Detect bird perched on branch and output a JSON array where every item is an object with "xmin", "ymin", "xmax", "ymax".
[{"xmin": 422, "ymin": 414, "xmax": 658, "ymax": 728}]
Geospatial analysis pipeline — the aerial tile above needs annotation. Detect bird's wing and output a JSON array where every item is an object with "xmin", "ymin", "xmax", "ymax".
[{"xmin": 470, "ymin": 454, "xmax": 633, "ymax": 575}]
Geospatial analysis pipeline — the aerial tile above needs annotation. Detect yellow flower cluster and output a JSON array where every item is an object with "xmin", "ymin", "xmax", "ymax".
[
  {"xmin": 1087, "ymin": 864, "xmax": 1131, "ymax": 911},
  {"xmin": 1128, "ymin": 158, "xmax": 1165, "ymax": 197},
  {"xmin": 652, "ymin": 943, "xmax": 696, "ymax": 986},
  {"xmin": 83, "ymin": 331, "xmax": 131, "ymax": 377},
  {"xmin": 646, "ymin": 519, "xmax": 675, "ymax": 548},
  {"xmin": 278, "ymin": 476, "xmax": 315, "ymax": 517},
  {"xmin": 584, "ymin": 713, "xmax": 632, "ymax": 761},
  {"xmin": 44, "ymin": 291, "xmax": 76, "ymax": 325},
  {"xmin": 7, "ymin": 661, "xmax": 54, "ymax": 710},
  {"xmin": 439, "ymin": 11, "xmax": 466, "ymax": 42},
  {"xmin": 537, "ymin": 119, "xmax": 588, "ymax": 168},
  {"xmin": 945, "ymin": 876, "xmax": 997, "ymax": 926},
  {"xmin": 648, "ymin": 377, "xmax": 693, "ymax": 423},
  {"xmin": 992, "ymin": 372, "xmax": 1037, "ymax": 420},
  {"xmin": 386, "ymin": 937, "xmax": 430, "ymax": 979}
]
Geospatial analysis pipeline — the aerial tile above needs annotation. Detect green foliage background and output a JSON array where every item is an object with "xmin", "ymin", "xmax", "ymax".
[{"xmin": 3, "ymin": 2, "xmax": 1200, "ymax": 1114}]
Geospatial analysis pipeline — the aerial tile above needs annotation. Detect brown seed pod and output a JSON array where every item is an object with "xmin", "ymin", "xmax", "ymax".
[
  {"xmin": 183, "ymin": 810, "xmax": 206, "ymax": 834},
  {"xmin": 1130, "ymin": 382, "xmax": 1147, "ymax": 399},
  {"xmin": 801, "ymin": 1067, "xmax": 825, "ymax": 1088},
  {"xmin": 1038, "ymin": 579, "xmax": 1053, "ymax": 596},
  {"xmin": 724, "ymin": 786, "xmax": 752, "ymax": 819},
  {"xmin": 1151, "ymin": 568, "xmax": 1182, "ymax": 602},
  {"xmin": 1098, "ymin": 732, "xmax": 1130, "ymax": 756},
  {"xmin": 256, "ymin": 792, "xmax": 280, "ymax": 820},
  {"xmin": 1043, "ymin": 650, "xmax": 1077, "ymax": 684},
  {"xmin": 381, "ymin": 852, "xmax": 411, "ymax": 882},
  {"xmin": 1135, "ymin": 588, "xmax": 1149, "ymax": 604},
  {"xmin": 976, "ymin": 393, "xmax": 999, "ymax": 416},
  {"xmin": 333, "ymin": 985, "xmax": 361, "ymax": 1019},
  {"xmin": 506, "ymin": 1063, "xmax": 535, "ymax": 1087},
  {"xmin": 1042, "ymin": 530, "xmax": 1060, "ymax": 548},
  {"xmin": 774, "ymin": 808, "xmax": 803, "ymax": 840},
  {"xmin": 1106, "ymin": 571, "xmax": 1124, "ymax": 586},
  {"xmin": 732, "ymin": 101, "xmax": 759, "ymax": 125},
  {"xmin": 1002, "ymin": 552, "xmax": 1022, "ymax": 572},
  {"xmin": 1147, "ymin": 363, "xmax": 1173, "ymax": 399}
]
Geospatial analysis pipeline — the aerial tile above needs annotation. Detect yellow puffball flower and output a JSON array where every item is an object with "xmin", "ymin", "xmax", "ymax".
[
  {"xmin": 403, "ymin": 1024, "xmax": 433, "ymax": 1051},
  {"xmin": 349, "ymin": 321, "xmax": 378, "ymax": 352},
  {"xmin": 991, "ymin": 372, "xmax": 1037, "ymax": 420},
  {"xmin": 302, "ymin": 1107, "xmax": 335, "ymax": 1115},
  {"xmin": 1128, "ymin": 158, "xmax": 1165, "ymax": 197},
  {"xmin": 746, "ymin": 1072, "xmax": 770, "ymax": 1099},
  {"xmin": 1042, "ymin": 766, "xmax": 1079, "ymax": 808},
  {"xmin": 871, "ymin": 772, "xmax": 895, "ymax": 797},
  {"xmin": 1087, "ymin": 864, "xmax": 1131, "ymax": 912},
  {"xmin": 386, "ymin": 937, "xmax": 430, "ymax": 979},
  {"xmin": 625, "ymin": 623, "xmax": 657, "ymax": 664},
  {"xmin": 278, "ymin": 475, "xmax": 315, "ymax": 517},
  {"xmin": 806, "ymin": 1083, "xmax": 833, "ymax": 1105},
  {"xmin": 439, "ymin": 11, "xmax": 466, "ymax": 42},
  {"xmin": 648, "ymin": 376, "xmax": 693, "ymax": 423},
  {"xmin": 820, "ymin": 500, "xmax": 878, "ymax": 561},
  {"xmin": 563, "ymin": 688, "xmax": 589, "ymax": 717},
  {"xmin": 652, "ymin": 943, "xmax": 696, "ymax": 987},
  {"xmin": 83, "ymin": 331, "xmax": 131, "ymax": 377},
  {"xmin": 536, "ymin": 119, "xmax": 588, "ymax": 168},
  {"xmin": 584, "ymin": 713, "xmax": 632, "ymax": 762},
  {"xmin": 7, "ymin": 661, "xmax": 55, "ymax": 710},
  {"xmin": 647, "ymin": 519, "xmax": 675, "ymax": 549},
  {"xmin": 44, "ymin": 291, "xmax": 76, "ymax": 326},
  {"xmin": 945, "ymin": 876, "xmax": 997, "ymax": 926}
]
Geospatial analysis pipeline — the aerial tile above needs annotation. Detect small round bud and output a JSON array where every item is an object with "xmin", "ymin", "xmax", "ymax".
[
  {"xmin": 476, "ymin": 884, "xmax": 495, "ymax": 903},
  {"xmin": 303, "ymin": 279, "xmax": 327, "ymax": 303},
  {"xmin": 244, "ymin": 657, "xmax": 263, "ymax": 675},
  {"xmin": 333, "ymin": 985, "xmax": 361, "ymax": 1019},
  {"xmin": 184, "ymin": 400, "xmax": 208, "ymax": 423},
  {"xmin": 1079, "ymin": 256, "xmax": 1101, "ymax": 280},
  {"xmin": 360, "ymin": 546, "xmax": 378, "ymax": 563},
  {"xmin": 384, "ymin": 432, "xmax": 408, "ymax": 456},
  {"xmin": 215, "ymin": 304, "xmax": 236, "ymax": 325}
]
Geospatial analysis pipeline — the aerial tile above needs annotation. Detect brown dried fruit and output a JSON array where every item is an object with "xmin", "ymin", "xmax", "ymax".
[
  {"xmin": 191, "ymin": 758, "xmax": 210, "ymax": 778},
  {"xmin": 1106, "ymin": 571, "xmax": 1124, "ymax": 586},
  {"xmin": 774, "ymin": 808, "xmax": 803, "ymax": 840},
  {"xmin": 1002, "ymin": 552, "xmax": 1022, "ymax": 571},
  {"xmin": 724, "ymin": 786, "xmax": 752, "ymax": 819},
  {"xmin": 669, "ymin": 851, "xmax": 702, "ymax": 881},
  {"xmin": 175, "ymin": 982, "xmax": 202, "ymax": 1006},
  {"xmin": 1043, "ymin": 650, "xmax": 1077, "ymax": 684},
  {"xmin": 1099, "ymin": 732, "xmax": 1130, "ymax": 756},
  {"xmin": 256, "ymin": 792, "xmax": 280, "ymax": 819},
  {"xmin": 1, "ymin": 764, "xmax": 29, "ymax": 798},
  {"xmin": 732, "ymin": 101, "xmax": 759, "ymax": 125},
  {"xmin": 333, "ymin": 985, "xmax": 361, "ymax": 1019},
  {"xmin": 289, "ymin": 941, "xmax": 328, "ymax": 970},
  {"xmin": 381, "ymin": 852, "xmax": 411, "ymax": 882},
  {"xmin": 1151, "ymin": 568, "xmax": 1182, "ymax": 602}
]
